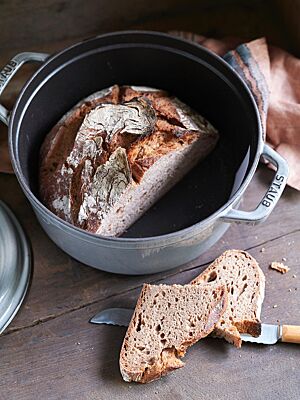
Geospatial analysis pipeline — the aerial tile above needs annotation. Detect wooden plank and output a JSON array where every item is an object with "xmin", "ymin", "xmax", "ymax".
[
  {"xmin": 0, "ymin": 0, "xmax": 198, "ymax": 51},
  {"xmin": 1, "ymin": 165, "xmax": 299, "ymax": 333},
  {"xmin": 0, "ymin": 3, "xmax": 299, "ymax": 399},
  {"xmin": 0, "ymin": 1, "xmax": 292, "ymax": 121},
  {"xmin": 276, "ymin": 0, "xmax": 300, "ymax": 55},
  {"xmin": 0, "ymin": 0, "xmax": 291, "ymax": 56},
  {"xmin": 0, "ymin": 230, "xmax": 299, "ymax": 399}
]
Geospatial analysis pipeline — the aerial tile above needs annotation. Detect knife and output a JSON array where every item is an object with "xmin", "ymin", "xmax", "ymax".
[{"xmin": 90, "ymin": 308, "xmax": 300, "ymax": 345}]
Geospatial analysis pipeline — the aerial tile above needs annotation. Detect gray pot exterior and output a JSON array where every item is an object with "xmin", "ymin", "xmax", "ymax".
[
  {"xmin": 33, "ymin": 201, "xmax": 231, "ymax": 275},
  {"xmin": 1, "ymin": 33, "xmax": 289, "ymax": 275}
]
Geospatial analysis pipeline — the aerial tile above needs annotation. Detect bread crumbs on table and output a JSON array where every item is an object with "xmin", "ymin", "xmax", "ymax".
[{"xmin": 270, "ymin": 262, "xmax": 290, "ymax": 274}]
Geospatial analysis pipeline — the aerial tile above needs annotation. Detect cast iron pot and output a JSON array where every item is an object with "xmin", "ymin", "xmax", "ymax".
[{"xmin": 0, "ymin": 31, "xmax": 288, "ymax": 275}]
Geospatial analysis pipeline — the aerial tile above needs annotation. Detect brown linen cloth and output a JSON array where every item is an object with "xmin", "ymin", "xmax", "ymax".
[
  {"xmin": 173, "ymin": 32, "xmax": 300, "ymax": 191},
  {"xmin": 1, "ymin": 33, "xmax": 299, "ymax": 190}
]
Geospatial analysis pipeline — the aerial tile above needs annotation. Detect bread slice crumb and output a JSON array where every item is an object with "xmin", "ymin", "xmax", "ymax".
[
  {"xmin": 191, "ymin": 250, "xmax": 265, "ymax": 348},
  {"xmin": 270, "ymin": 262, "xmax": 290, "ymax": 274},
  {"xmin": 119, "ymin": 283, "xmax": 227, "ymax": 383}
]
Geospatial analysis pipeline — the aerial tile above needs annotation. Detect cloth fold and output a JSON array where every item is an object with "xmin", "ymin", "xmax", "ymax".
[
  {"xmin": 1, "ymin": 33, "xmax": 300, "ymax": 190},
  {"xmin": 173, "ymin": 32, "xmax": 300, "ymax": 191}
]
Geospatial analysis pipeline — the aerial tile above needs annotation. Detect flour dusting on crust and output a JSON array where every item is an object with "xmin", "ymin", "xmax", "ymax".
[{"xmin": 40, "ymin": 85, "xmax": 219, "ymax": 235}]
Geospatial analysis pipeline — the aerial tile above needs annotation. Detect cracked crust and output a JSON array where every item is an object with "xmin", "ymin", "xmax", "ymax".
[{"xmin": 40, "ymin": 85, "xmax": 219, "ymax": 236}]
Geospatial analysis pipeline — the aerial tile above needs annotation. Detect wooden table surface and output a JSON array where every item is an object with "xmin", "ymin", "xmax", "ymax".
[
  {"xmin": 0, "ymin": 3, "xmax": 300, "ymax": 397},
  {"xmin": 0, "ymin": 163, "xmax": 299, "ymax": 400}
]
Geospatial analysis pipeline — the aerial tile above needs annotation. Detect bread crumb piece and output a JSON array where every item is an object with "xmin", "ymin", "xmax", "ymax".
[
  {"xmin": 260, "ymin": 247, "xmax": 266, "ymax": 253},
  {"xmin": 239, "ymin": 354, "xmax": 242, "ymax": 358},
  {"xmin": 282, "ymin": 257, "xmax": 287, "ymax": 262},
  {"xmin": 273, "ymin": 304, "xmax": 278, "ymax": 308},
  {"xmin": 288, "ymin": 289, "xmax": 292, "ymax": 292},
  {"xmin": 270, "ymin": 262, "xmax": 290, "ymax": 274},
  {"xmin": 293, "ymin": 274, "xmax": 297, "ymax": 278}
]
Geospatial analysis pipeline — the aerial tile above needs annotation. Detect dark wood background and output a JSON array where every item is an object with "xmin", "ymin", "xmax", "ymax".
[{"xmin": 0, "ymin": 1, "xmax": 299, "ymax": 399}]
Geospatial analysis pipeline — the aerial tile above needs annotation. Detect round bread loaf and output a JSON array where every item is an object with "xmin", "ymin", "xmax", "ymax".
[{"xmin": 39, "ymin": 85, "xmax": 219, "ymax": 236}]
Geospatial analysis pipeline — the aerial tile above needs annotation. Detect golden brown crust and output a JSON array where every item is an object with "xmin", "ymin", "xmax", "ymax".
[
  {"xmin": 127, "ymin": 129, "xmax": 201, "ymax": 183},
  {"xmin": 40, "ymin": 85, "xmax": 218, "ymax": 235}
]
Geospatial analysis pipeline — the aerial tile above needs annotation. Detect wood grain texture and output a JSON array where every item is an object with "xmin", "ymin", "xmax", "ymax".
[
  {"xmin": 0, "ymin": 241, "xmax": 299, "ymax": 400},
  {"xmin": 276, "ymin": 0, "xmax": 300, "ymax": 55},
  {"xmin": 0, "ymin": 0, "xmax": 199, "ymax": 51},
  {"xmin": 0, "ymin": 2, "xmax": 299, "ymax": 398},
  {"xmin": 0, "ymin": 152, "xmax": 299, "ymax": 399},
  {"xmin": 0, "ymin": 0, "xmax": 291, "ymax": 56},
  {"xmin": 0, "ymin": 166, "xmax": 299, "ymax": 335},
  {"xmin": 0, "ymin": 0, "xmax": 293, "ymax": 173},
  {"xmin": 282, "ymin": 325, "xmax": 300, "ymax": 344}
]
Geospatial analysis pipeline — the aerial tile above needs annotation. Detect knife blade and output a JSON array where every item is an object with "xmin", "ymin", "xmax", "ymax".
[
  {"xmin": 241, "ymin": 323, "xmax": 300, "ymax": 344},
  {"xmin": 90, "ymin": 308, "xmax": 133, "ymax": 327},
  {"xmin": 90, "ymin": 308, "xmax": 300, "ymax": 345},
  {"xmin": 240, "ymin": 324, "xmax": 280, "ymax": 344}
]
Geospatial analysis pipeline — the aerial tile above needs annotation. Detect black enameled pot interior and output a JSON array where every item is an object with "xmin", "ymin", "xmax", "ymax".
[{"xmin": 12, "ymin": 32, "xmax": 259, "ymax": 238}]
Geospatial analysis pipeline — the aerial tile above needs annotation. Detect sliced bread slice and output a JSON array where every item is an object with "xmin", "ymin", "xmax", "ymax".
[
  {"xmin": 119, "ymin": 283, "xmax": 227, "ymax": 383},
  {"xmin": 191, "ymin": 250, "xmax": 265, "ymax": 348}
]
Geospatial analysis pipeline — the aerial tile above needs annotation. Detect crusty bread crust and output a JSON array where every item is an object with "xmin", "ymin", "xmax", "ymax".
[
  {"xmin": 119, "ymin": 283, "xmax": 227, "ymax": 383},
  {"xmin": 119, "ymin": 250, "xmax": 265, "ymax": 383},
  {"xmin": 39, "ymin": 85, "xmax": 218, "ymax": 236}
]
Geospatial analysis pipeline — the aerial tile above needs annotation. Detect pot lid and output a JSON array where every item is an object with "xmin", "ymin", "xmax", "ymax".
[{"xmin": 0, "ymin": 201, "xmax": 31, "ymax": 334}]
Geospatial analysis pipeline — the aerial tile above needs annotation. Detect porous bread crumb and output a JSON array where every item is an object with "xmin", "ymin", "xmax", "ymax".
[
  {"xmin": 119, "ymin": 283, "xmax": 227, "ymax": 383},
  {"xmin": 191, "ymin": 250, "xmax": 265, "ymax": 348},
  {"xmin": 270, "ymin": 262, "xmax": 290, "ymax": 274}
]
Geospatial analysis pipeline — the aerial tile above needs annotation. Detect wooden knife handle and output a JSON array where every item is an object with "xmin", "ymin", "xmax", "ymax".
[{"xmin": 282, "ymin": 325, "xmax": 300, "ymax": 343}]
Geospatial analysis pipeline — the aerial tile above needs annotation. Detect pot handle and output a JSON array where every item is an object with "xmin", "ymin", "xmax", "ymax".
[
  {"xmin": 220, "ymin": 144, "xmax": 289, "ymax": 225},
  {"xmin": 0, "ymin": 52, "xmax": 49, "ymax": 126}
]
